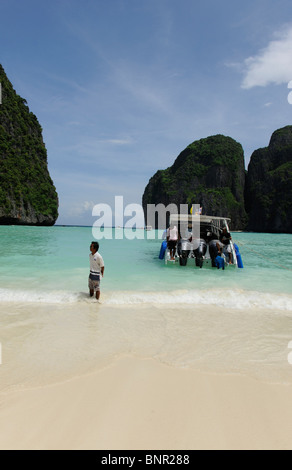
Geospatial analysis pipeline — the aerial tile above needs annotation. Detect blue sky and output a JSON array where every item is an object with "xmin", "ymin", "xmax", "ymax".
[{"xmin": 1, "ymin": 0, "xmax": 292, "ymax": 225}]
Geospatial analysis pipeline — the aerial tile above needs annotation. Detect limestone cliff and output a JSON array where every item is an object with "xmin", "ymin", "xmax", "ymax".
[
  {"xmin": 0, "ymin": 64, "xmax": 58, "ymax": 225},
  {"xmin": 245, "ymin": 126, "xmax": 292, "ymax": 233},
  {"xmin": 142, "ymin": 134, "xmax": 247, "ymax": 230}
]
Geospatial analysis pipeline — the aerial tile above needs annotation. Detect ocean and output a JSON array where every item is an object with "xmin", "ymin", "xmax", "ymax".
[{"xmin": 0, "ymin": 225, "xmax": 292, "ymax": 391}]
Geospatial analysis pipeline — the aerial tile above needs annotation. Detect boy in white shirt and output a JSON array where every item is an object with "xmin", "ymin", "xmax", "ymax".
[{"xmin": 89, "ymin": 241, "xmax": 105, "ymax": 301}]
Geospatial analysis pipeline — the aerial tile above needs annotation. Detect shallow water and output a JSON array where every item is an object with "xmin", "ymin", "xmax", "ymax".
[
  {"xmin": 0, "ymin": 226, "xmax": 291, "ymax": 299},
  {"xmin": 0, "ymin": 226, "xmax": 292, "ymax": 390}
]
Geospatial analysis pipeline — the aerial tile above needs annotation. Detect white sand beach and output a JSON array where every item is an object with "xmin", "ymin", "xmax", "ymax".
[{"xmin": 0, "ymin": 354, "xmax": 292, "ymax": 450}]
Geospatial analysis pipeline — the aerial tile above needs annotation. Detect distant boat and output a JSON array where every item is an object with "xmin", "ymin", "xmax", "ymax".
[{"xmin": 145, "ymin": 225, "xmax": 152, "ymax": 231}]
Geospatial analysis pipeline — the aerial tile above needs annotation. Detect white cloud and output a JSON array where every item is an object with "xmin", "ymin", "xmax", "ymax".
[
  {"xmin": 68, "ymin": 200, "xmax": 95, "ymax": 217},
  {"xmin": 98, "ymin": 138, "xmax": 133, "ymax": 145},
  {"xmin": 241, "ymin": 26, "xmax": 292, "ymax": 89}
]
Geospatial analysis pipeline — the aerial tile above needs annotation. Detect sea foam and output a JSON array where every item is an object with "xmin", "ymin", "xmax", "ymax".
[
  {"xmin": 0, "ymin": 287, "xmax": 291, "ymax": 312},
  {"xmin": 104, "ymin": 288, "xmax": 292, "ymax": 312},
  {"xmin": 0, "ymin": 288, "xmax": 80, "ymax": 304}
]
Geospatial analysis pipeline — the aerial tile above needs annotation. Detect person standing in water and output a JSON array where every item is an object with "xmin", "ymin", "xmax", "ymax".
[
  {"xmin": 89, "ymin": 241, "xmax": 105, "ymax": 301},
  {"xmin": 219, "ymin": 227, "xmax": 233, "ymax": 264},
  {"xmin": 167, "ymin": 223, "xmax": 179, "ymax": 260}
]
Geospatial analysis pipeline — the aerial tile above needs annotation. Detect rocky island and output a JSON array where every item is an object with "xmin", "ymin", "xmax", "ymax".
[
  {"xmin": 245, "ymin": 126, "xmax": 292, "ymax": 233},
  {"xmin": 143, "ymin": 127, "xmax": 292, "ymax": 233},
  {"xmin": 0, "ymin": 64, "xmax": 58, "ymax": 225},
  {"xmin": 142, "ymin": 134, "xmax": 247, "ymax": 230}
]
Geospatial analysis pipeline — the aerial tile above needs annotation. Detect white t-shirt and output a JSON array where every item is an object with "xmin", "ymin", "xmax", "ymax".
[
  {"xmin": 167, "ymin": 226, "xmax": 178, "ymax": 241},
  {"xmin": 89, "ymin": 251, "xmax": 104, "ymax": 275}
]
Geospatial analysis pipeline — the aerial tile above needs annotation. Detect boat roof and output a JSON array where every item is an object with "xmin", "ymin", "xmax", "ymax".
[{"xmin": 169, "ymin": 214, "xmax": 231, "ymax": 224}]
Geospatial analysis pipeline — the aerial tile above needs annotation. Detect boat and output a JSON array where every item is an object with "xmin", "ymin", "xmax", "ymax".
[
  {"xmin": 159, "ymin": 214, "xmax": 243, "ymax": 269},
  {"xmin": 145, "ymin": 225, "xmax": 152, "ymax": 231}
]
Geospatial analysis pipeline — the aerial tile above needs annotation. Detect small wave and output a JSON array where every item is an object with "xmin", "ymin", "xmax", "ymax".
[
  {"xmin": 0, "ymin": 288, "xmax": 81, "ymax": 304},
  {"xmin": 0, "ymin": 287, "xmax": 291, "ymax": 311},
  {"xmin": 104, "ymin": 289, "xmax": 292, "ymax": 311}
]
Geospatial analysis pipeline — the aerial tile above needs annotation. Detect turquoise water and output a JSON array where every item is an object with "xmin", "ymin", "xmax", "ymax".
[
  {"xmin": 0, "ymin": 225, "xmax": 292, "ymax": 389},
  {"xmin": 0, "ymin": 225, "xmax": 291, "ymax": 304}
]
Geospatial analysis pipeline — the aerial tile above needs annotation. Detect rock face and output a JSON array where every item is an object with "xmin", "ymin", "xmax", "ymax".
[
  {"xmin": 245, "ymin": 126, "xmax": 292, "ymax": 233},
  {"xmin": 0, "ymin": 64, "xmax": 58, "ymax": 225},
  {"xmin": 142, "ymin": 134, "xmax": 247, "ymax": 230}
]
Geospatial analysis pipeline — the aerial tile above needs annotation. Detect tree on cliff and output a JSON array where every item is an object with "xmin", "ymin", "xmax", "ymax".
[
  {"xmin": 142, "ymin": 134, "xmax": 247, "ymax": 230},
  {"xmin": 245, "ymin": 126, "xmax": 292, "ymax": 233},
  {"xmin": 0, "ymin": 64, "xmax": 58, "ymax": 225}
]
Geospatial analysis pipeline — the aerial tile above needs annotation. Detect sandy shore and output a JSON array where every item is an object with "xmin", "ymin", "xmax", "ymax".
[{"xmin": 0, "ymin": 356, "xmax": 292, "ymax": 450}]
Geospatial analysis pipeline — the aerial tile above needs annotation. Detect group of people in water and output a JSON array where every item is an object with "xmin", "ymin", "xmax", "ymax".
[{"xmin": 166, "ymin": 223, "xmax": 233, "ymax": 265}]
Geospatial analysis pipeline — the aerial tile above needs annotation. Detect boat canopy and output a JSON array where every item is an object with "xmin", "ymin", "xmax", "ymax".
[
  {"xmin": 169, "ymin": 214, "xmax": 231, "ymax": 224},
  {"xmin": 169, "ymin": 214, "xmax": 231, "ymax": 239}
]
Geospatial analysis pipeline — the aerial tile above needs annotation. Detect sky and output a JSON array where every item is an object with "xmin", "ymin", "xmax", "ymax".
[{"xmin": 1, "ymin": 0, "xmax": 292, "ymax": 225}]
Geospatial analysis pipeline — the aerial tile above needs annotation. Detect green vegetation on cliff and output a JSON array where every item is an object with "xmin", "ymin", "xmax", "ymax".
[
  {"xmin": 143, "ymin": 127, "xmax": 292, "ymax": 233},
  {"xmin": 245, "ymin": 126, "xmax": 292, "ymax": 233},
  {"xmin": 0, "ymin": 64, "xmax": 58, "ymax": 225},
  {"xmin": 143, "ymin": 134, "xmax": 247, "ymax": 230}
]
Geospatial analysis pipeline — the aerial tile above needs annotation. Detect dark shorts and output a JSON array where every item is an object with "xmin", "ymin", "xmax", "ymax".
[{"xmin": 167, "ymin": 240, "xmax": 177, "ymax": 250}]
